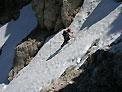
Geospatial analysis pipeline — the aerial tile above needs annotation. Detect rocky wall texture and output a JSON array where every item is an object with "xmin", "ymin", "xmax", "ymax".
[
  {"xmin": 8, "ymin": 26, "xmax": 45, "ymax": 82},
  {"xmin": 73, "ymin": 49, "xmax": 122, "ymax": 92},
  {"xmin": 8, "ymin": 39, "xmax": 42, "ymax": 82},
  {"xmin": 8, "ymin": 0, "xmax": 84, "ymax": 82},
  {"xmin": 0, "ymin": 0, "xmax": 31, "ymax": 25},
  {"xmin": 32, "ymin": 0, "xmax": 84, "ymax": 32},
  {"xmin": 40, "ymin": 38, "xmax": 122, "ymax": 92}
]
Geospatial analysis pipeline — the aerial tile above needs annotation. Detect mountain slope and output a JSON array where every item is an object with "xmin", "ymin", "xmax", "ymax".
[
  {"xmin": 1, "ymin": 0, "xmax": 122, "ymax": 92},
  {"xmin": 0, "ymin": 4, "xmax": 37, "ymax": 84}
]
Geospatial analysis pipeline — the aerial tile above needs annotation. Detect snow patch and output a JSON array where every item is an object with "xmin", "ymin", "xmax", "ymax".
[
  {"xmin": 1, "ymin": 0, "xmax": 122, "ymax": 92},
  {"xmin": 0, "ymin": 4, "xmax": 37, "ymax": 83}
]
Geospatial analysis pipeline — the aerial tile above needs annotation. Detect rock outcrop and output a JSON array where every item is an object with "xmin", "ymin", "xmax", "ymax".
[
  {"xmin": 8, "ymin": 40, "xmax": 42, "ymax": 82},
  {"xmin": 8, "ymin": 0, "xmax": 84, "ymax": 82},
  {"xmin": 74, "ymin": 46, "xmax": 122, "ymax": 92},
  {"xmin": 40, "ymin": 37, "xmax": 122, "ymax": 92},
  {"xmin": 32, "ymin": 0, "xmax": 84, "ymax": 32},
  {"xmin": 0, "ymin": 0, "xmax": 31, "ymax": 25},
  {"xmin": 8, "ymin": 26, "xmax": 45, "ymax": 82}
]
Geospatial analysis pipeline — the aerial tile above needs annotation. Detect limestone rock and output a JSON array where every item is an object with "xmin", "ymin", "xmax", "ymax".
[
  {"xmin": 32, "ymin": 0, "xmax": 84, "ymax": 32},
  {"xmin": 8, "ymin": 39, "xmax": 43, "ymax": 82},
  {"xmin": 61, "ymin": 0, "xmax": 83, "ymax": 27},
  {"xmin": 8, "ymin": 0, "xmax": 84, "ymax": 82}
]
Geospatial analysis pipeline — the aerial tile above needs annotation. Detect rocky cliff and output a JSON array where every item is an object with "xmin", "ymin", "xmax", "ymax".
[
  {"xmin": 8, "ymin": 0, "xmax": 84, "ymax": 82},
  {"xmin": 40, "ymin": 36, "xmax": 122, "ymax": 92},
  {"xmin": 8, "ymin": 26, "xmax": 44, "ymax": 82},
  {"xmin": 32, "ymin": 0, "xmax": 84, "ymax": 32}
]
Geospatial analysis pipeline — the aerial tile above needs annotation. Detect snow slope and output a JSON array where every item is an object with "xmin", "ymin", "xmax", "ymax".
[
  {"xmin": 1, "ymin": 0, "xmax": 122, "ymax": 92},
  {"xmin": 0, "ymin": 4, "xmax": 37, "ymax": 84}
]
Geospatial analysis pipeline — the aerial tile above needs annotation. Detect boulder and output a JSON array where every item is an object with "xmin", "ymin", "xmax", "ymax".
[{"xmin": 8, "ymin": 38, "xmax": 43, "ymax": 82}]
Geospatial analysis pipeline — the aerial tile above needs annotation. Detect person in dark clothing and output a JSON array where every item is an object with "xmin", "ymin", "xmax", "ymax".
[{"xmin": 61, "ymin": 28, "xmax": 76, "ymax": 47}]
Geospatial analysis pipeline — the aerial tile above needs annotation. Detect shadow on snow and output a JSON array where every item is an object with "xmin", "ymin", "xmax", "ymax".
[
  {"xmin": 80, "ymin": 0, "xmax": 121, "ymax": 31},
  {"xmin": 46, "ymin": 47, "xmax": 62, "ymax": 61},
  {"xmin": 0, "ymin": 4, "xmax": 37, "ymax": 84},
  {"xmin": 107, "ymin": 12, "xmax": 122, "ymax": 36}
]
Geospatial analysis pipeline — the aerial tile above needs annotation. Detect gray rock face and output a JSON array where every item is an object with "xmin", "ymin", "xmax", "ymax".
[
  {"xmin": 78, "ymin": 51, "xmax": 122, "ymax": 92},
  {"xmin": 8, "ymin": 38, "xmax": 43, "ymax": 82},
  {"xmin": 8, "ymin": 25, "xmax": 48, "ymax": 82},
  {"xmin": 0, "ymin": 0, "xmax": 31, "ymax": 24},
  {"xmin": 61, "ymin": 0, "xmax": 83, "ymax": 27},
  {"xmin": 8, "ymin": 0, "xmax": 84, "ymax": 82},
  {"xmin": 56, "ymin": 39, "xmax": 122, "ymax": 92},
  {"xmin": 32, "ymin": 0, "xmax": 84, "ymax": 32}
]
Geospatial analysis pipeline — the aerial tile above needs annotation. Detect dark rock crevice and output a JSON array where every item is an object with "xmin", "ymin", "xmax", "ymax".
[
  {"xmin": 32, "ymin": 0, "xmax": 84, "ymax": 32},
  {"xmin": 58, "ymin": 50, "xmax": 122, "ymax": 92},
  {"xmin": 0, "ymin": 0, "xmax": 31, "ymax": 25},
  {"xmin": 114, "ymin": 0, "xmax": 122, "ymax": 2}
]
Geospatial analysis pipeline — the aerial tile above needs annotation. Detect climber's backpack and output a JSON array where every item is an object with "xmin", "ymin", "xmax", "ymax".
[{"xmin": 62, "ymin": 31, "xmax": 69, "ymax": 39}]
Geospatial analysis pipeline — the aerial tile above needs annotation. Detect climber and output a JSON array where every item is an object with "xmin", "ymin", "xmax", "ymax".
[{"xmin": 61, "ymin": 28, "xmax": 76, "ymax": 47}]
